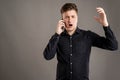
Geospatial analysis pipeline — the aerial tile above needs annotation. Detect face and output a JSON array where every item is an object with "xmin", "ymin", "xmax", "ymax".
[{"xmin": 62, "ymin": 10, "xmax": 78, "ymax": 32}]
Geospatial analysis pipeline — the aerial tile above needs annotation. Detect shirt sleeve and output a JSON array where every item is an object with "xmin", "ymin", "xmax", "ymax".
[
  {"xmin": 89, "ymin": 26, "xmax": 118, "ymax": 50},
  {"xmin": 43, "ymin": 33, "xmax": 60, "ymax": 60}
]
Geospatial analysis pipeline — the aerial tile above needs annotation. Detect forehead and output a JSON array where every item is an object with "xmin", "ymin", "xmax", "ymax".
[{"xmin": 62, "ymin": 10, "xmax": 78, "ymax": 16}]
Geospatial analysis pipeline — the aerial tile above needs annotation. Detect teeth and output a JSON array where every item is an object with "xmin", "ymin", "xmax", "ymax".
[{"xmin": 69, "ymin": 24, "xmax": 73, "ymax": 26}]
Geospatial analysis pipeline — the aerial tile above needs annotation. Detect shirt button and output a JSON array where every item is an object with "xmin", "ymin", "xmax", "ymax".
[
  {"xmin": 70, "ymin": 45, "xmax": 72, "ymax": 47},
  {"xmin": 70, "ymin": 62, "xmax": 72, "ymax": 65},
  {"xmin": 70, "ymin": 72, "xmax": 72, "ymax": 74},
  {"xmin": 70, "ymin": 54, "xmax": 72, "ymax": 56}
]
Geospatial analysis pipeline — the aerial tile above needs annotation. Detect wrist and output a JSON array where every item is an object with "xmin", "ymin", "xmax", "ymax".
[
  {"xmin": 103, "ymin": 24, "xmax": 109, "ymax": 27},
  {"xmin": 55, "ymin": 33, "xmax": 60, "ymax": 36},
  {"xmin": 103, "ymin": 22, "xmax": 109, "ymax": 27},
  {"xmin": 103, "ymin": 25, "xmax": 110, "ymax": 29},
  {"xmin": 56, "ymin": 31, "xmax": 61, "ymax": 35}
]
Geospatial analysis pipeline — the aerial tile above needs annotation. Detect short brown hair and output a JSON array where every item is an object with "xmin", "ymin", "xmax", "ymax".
[{"xmin": 60, "ymin": 3, "xmax": 78, "ymax": 14}]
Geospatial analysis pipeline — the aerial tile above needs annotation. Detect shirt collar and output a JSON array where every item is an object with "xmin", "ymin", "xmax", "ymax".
[
  {"xmin": 61, "ymin": 27, "xmax": 81, "ymax": 36},
  {"xmin": 75, "ymin": 27, "xmax": 81, "ymax": 34}
]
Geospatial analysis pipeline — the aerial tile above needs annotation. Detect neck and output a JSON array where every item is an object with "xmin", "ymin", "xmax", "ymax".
[{"xmin": 67, "ymin": 28, "xmax": 76, "ymax": 36}]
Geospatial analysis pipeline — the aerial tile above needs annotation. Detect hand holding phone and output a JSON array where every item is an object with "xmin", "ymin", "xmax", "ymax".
[{"xmin": 56, "ymin": 20, "xmax": 65, "ymax": 35}]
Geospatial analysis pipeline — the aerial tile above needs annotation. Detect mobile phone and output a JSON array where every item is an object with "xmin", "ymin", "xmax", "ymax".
[
  {"xmin": 61, "ymin": 18, "xmax": 65, "ymax": 31},
  {"xmin": 61, "ymin": 26, "xmax": 65, "ymax": 30}
]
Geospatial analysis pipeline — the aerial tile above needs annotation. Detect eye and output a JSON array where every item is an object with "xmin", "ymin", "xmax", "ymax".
[
  {"xmin": 65, "ymin": 16, "xmax": 69, "ymax": 19},
  {"xmin": 72, "ymin": 15, "xmax": 75, "ymax": 18}
]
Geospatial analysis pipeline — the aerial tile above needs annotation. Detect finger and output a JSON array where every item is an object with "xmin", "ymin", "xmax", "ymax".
[
  {"xmin": 96, "ymin": 10, "xmax": 104, "ymax": 15},
  {"xmin": 59, "ymin": 19, "xmax": 65, "ymax": 23},
  {"xmin": 97, "ymin": 10, "xmax": 102, "ymax": 13},
  {"xmin": 96, "ymin": 7, "xmax": 104, "ymax": 13},
  {"xmin": 96, "ymin": 7, "xmax": 103, "ymax": 10},
  {"xmin": 58, "ymin": 21, "xmax": 65, "ymax": 28},
  {"xmin": 59, "ymin": 20, "xmax": 64, "ymax": 25},
  {"xmin": 94, "ymin": 16, "xmax": 99, "ymax": 21},
  {"xmin": 96, "ymin": 8, "xmax": 103, "ymax": 11},
  {"xmin": 97, "ymin": 11, "xmax": 103, "ymax": 14}
]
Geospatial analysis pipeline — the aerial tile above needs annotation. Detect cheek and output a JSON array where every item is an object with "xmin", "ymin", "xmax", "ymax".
[
  {"xmin": 64, "ymin": 20, "xmax": 69, "ymax": 25},
  {"xmin": 63, "ymin": 22, "xmax": 68, "ymax": 27},
  {"xmin": 73, "ymin": 19, "xmax": 78, "ymax": 24},
  {"xmin": 75, "ymin": 18, "xmax": 78, "ymax": 24}
]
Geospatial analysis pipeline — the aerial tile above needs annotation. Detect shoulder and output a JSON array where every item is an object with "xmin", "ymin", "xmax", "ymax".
[
  {"xmin": 77, "ymin": 27, "xmax": 100, "ymax": 39},
  {"xmin": 77, "ymin": 27, "xmax": 94, "ymax": 36}
]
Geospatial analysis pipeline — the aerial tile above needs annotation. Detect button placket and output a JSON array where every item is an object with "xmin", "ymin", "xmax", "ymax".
[{"xmin": 69, "ymin": 36, "xmax": 73, "ymax": 79}]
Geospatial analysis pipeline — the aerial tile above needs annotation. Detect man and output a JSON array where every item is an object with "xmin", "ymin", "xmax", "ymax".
[{"xmin": 43, "ymin": 3, "xmax": 118, "ymax": 80}]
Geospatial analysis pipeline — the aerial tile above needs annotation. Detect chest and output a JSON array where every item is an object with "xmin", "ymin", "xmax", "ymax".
[{"xmin": 58, "ymin": 34, "xmax": 92, "ymax": 54}]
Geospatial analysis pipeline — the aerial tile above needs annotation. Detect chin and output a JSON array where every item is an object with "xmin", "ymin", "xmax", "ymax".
[{"xmin": 66, "ymin": 27, "xmax": 74, "ymax": 32}]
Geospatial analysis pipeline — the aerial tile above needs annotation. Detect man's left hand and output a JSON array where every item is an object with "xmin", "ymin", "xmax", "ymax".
[{"xmin": 94, "ymin": 7, "xmax": 109, "ymax": 27}]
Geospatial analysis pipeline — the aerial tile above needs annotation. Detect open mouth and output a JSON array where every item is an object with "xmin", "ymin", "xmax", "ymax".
[{"xmin": 69, "ymin": 24, "xmax": 73, "ymax": 26}]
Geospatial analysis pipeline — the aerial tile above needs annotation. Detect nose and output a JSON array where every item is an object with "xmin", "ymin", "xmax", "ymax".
[{"xmin": 68, "ymin": 17, "xmax": 72, "ymax": 23}]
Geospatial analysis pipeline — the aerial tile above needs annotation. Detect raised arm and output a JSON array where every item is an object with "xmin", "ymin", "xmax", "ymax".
[{"xmin": 90, "ymin": 7, "xmax": 118, "ymax": 50}]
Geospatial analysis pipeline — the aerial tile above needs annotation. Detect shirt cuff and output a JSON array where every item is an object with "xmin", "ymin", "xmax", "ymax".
[
  {"xmin": 103, "ymin": 25, "xmax": 110, "ymax": 32},
  {"xmin": 54, "ymin": 33, "xmax": 60, "ymax": 38}
]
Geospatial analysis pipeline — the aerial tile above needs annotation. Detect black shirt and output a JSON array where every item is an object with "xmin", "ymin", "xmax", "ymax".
[{"xmin": 43, "ymin": 26, "xmax": 118, "ymax": 80}]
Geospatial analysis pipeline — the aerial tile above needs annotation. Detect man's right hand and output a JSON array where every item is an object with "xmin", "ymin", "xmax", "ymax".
[{"xmin": 56, "ymin": 20, "xmax": 65, "ymax": 35}]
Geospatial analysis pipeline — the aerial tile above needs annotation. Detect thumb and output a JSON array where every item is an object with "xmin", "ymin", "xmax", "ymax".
[{"xmin": 94, "ymin": 16, "xmax": 100, "ymax": 22}]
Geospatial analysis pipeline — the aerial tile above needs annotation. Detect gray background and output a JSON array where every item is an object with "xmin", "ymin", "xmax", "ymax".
[{"xmin": 0, "ymin": 0, "xmax": 120, "ymax": 80}]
